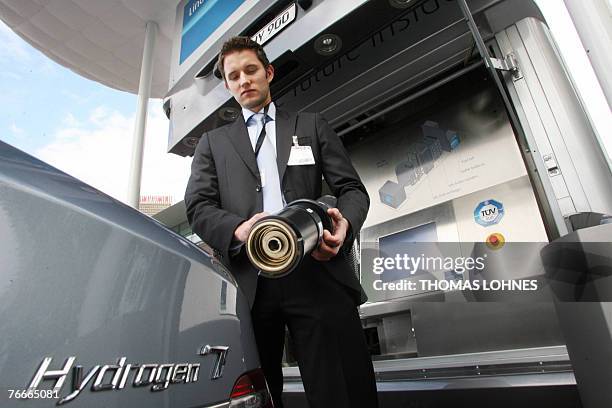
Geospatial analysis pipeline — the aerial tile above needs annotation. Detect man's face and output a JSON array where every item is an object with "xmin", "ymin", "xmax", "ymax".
[{"xmin": 223, "ymin": 49, "xmax": 274, "ymax": 112}]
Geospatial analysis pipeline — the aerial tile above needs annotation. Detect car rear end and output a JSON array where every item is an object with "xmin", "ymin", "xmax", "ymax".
[{"xmin": 0, "ymin": 140, "xmax": 272, "ymax": 408}]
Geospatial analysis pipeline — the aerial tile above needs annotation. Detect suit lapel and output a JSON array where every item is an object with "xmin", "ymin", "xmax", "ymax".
[
  {"xmin": 227, "ymin": 116, "xmax": 259, "ymax": 179},
  {"xmin": 275, "ymin": 108, "xmax": 297, "ymax": 182}
]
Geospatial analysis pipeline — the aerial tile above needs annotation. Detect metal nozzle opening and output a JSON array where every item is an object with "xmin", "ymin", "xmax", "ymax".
[
  {"xmin": 247, "ymin": 219, "xmax": 300, "ymax": 278},
  {"xmin": 267, "ymin": 237, "xmax": 281, "ymax": 252},
  {"xmin": 246, "ymin": 196, "xmax": 338, "ymax": 278}
]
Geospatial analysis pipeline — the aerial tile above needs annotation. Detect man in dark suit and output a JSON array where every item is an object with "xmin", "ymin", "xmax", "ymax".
[{"xmin": 185, "ymin": 36, "xmax": 378, "ymax": 408}]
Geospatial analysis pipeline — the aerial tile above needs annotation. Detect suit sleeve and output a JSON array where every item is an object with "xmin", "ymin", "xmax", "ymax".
[
  {"xmin": 184, "ymin": 132, "xmax": 246, "ymax": 261},
  {"xmin": 315, "ymin": 113, "xmax": 370, "ymax": 246}
]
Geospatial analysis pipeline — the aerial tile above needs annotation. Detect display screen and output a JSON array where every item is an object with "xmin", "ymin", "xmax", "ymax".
[
  {"xmin": 378, "ymin": 222, "xmax": 438, "ymax": 282},
  {"xmin": 180, "ymin": 0, "xmax": 246, "ymax": 64}
]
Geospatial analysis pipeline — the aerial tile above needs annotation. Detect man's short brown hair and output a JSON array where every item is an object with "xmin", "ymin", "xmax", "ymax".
[{"xmin": 217, "ymin": 36, "xmax": 270, "ymax": 80}]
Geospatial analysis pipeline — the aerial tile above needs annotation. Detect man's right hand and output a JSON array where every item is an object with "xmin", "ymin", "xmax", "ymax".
[{"xmin": 233, "ymin": 212, "xmax": 269, "ymax": 243}]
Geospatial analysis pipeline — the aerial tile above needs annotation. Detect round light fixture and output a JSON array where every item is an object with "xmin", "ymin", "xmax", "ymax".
[
  {"xmin": 182, "ymin": 136, "xmax": 200, "ymax": 148},
  {"xmin": 218, "ymin": 107, "xmax": 240, "ymax": 122},
  {"xmin": 389, "ymin": 0, "xmax": 415, "ymax": 9},
  {"xmin": 314, "ymin": 34, "xmax": 342, "ymax": 56}
]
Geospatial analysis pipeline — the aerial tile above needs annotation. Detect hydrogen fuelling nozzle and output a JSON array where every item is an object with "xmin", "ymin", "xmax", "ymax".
[{"xmin": 246, "ymin": 195, "xmax": 337, "ymax": 278}]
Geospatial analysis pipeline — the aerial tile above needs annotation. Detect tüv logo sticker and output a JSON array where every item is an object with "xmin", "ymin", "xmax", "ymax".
[{"xmin": 474, "ymin": 199, "xmax": 504, "ymax": 226}]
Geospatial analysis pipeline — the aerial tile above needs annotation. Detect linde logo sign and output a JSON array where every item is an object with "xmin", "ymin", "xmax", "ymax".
[
  {"xmin": 186, "ymin": 0, "xmax": 206, "ymax": 17},
  {"xmin": 27, "ymin": 346, "xmax": 229, "ymax": 405}
]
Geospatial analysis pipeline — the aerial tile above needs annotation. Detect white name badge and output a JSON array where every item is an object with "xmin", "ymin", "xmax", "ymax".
[{"xmin": 287, "ymin": 146, "xmax": 315, "ymax": 166}]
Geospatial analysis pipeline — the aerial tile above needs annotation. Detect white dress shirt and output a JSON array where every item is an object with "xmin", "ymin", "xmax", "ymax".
[{"xmin": 242, "ymin": 101, "xmax": 286, "ymax": 213}]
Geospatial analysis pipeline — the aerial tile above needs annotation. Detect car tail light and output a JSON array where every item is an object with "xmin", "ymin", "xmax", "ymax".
[{"xmin": 229, "ymin": 369, "xmax": 274, "ymax": 407}]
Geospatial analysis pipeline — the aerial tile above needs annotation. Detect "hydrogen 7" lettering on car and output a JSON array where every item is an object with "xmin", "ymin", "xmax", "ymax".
[{"xmin": 27, "ymin": 349, "xmax": 229, "ymax": 405}]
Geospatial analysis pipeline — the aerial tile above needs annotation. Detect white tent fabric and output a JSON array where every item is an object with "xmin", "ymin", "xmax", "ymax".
[{"xmin": 0, "ymin": 0, "xmax": 176, "ymax": 98}]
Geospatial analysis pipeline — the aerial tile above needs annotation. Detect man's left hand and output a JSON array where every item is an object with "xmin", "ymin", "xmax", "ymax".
[{"xmin": 311, "ymin": 208, "xmax": 349, "ymax": 262}]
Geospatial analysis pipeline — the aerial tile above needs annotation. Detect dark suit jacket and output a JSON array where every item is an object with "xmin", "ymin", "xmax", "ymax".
[{"xmin": 185, "ymin": 108, "xmax": 369, "ymax": 307}]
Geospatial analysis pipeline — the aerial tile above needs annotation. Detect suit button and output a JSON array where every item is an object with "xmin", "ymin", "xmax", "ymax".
[{"xmin": 255, "ymin": 185, "xmax": 262, "ymax": 192}]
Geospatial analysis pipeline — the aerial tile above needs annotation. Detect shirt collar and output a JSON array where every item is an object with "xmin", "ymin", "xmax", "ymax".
[{"xmin": 242, "ymin": 101, "xmax": 276, "ymax": 125}]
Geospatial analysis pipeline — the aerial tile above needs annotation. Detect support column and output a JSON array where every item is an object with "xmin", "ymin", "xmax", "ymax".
[
  {"xmin": 127, "ymin": 21, "xmax": 158, "ymax": 208},
  {"xmin": 563, "ymin": 0, "xmax": 612, "ymax": 109}
]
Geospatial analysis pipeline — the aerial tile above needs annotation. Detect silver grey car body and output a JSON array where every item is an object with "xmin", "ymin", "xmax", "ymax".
[{"xmin": 0, "ymin": 140, "xmax": 261, "ymax": 407}]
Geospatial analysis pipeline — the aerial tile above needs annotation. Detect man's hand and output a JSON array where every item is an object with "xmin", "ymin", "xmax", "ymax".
[
  {"xmin": 233, "ymin": 212, "xmax": 269, "ymax": 243},
  {"xmin": 311, "ymin": 208, "xmax": 349, "ymax": 262}
]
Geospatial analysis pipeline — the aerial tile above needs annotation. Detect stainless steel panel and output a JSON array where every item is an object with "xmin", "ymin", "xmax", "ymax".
[
  {"xmin": 372, "ymin": 345, "xmax": 570, "ymax": 372},
  {"xmin": 284, "ymin": 346, "xmax": 576, "ymax": 407},
  {"xmin": 496, "ymin": 18, "xmax": 612, "ymax": 218},
  {"xmin": 411, "ymin": 303, "xmax": 565, "ymax": 357}
]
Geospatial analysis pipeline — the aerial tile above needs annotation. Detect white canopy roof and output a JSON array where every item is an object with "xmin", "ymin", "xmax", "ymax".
[{"xmin": 0, "ymin": 0, "xmax": 177, "ymax": 98}]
